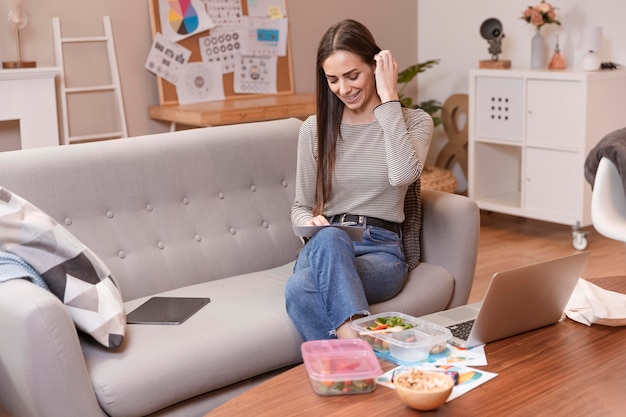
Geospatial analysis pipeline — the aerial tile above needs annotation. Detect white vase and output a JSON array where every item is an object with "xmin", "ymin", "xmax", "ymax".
[{"xmin": 531, "ymin": 28, "xmax": 545, "ymax": 69}]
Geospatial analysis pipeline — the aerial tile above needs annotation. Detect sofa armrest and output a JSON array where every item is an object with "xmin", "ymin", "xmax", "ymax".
[
  {"xmin": 420, "ymin": 190, "xmax": 480, "ymax": 308},
  {"xmin": 0, "ymin": 279, "xmax": 106, "ymax": 417}
]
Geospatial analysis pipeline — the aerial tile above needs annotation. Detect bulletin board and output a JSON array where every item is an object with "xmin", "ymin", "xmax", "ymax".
[{"xmin": 148, "ymin": 0, "xmax": 295, "ymax": 106}]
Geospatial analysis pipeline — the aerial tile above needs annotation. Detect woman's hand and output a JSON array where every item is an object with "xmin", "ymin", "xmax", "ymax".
[
  {"xmin": 305, "ymin": 215, "xmax": 330, "ymax": 226},
  {"xmin": 374, "ymin": 50, "xmax": 399, "ymax": 103}
]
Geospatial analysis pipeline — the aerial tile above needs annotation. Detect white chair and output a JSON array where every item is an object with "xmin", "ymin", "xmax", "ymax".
[{"xmin": 591, "ymin": 156, "xmax": 626, "ymax": 242}]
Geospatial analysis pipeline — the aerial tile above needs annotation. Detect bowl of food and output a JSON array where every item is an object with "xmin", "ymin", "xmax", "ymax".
[{"xmin": 393, "ymin": 369, "xmax": 454, "ymax": 410}]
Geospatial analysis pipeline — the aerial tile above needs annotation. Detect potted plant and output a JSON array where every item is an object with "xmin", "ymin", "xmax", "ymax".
[{"xmin": 397, "ymin": 59, "xmax": 442, "ymax": 126}]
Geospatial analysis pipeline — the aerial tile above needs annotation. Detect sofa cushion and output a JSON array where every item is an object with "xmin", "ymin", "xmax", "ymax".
[
  {"xmin": 81, "ymin": 260, "xmax": 454, "ymax": 417},
  {"xmin": 0, "ymin": 187, "xmax": 126, "ymax": 349},
  {"xmin": 370, "ymin": 262, "xmax": 454, "ymax": 316},
  {"xmin": 81, "ymin": 262, "xmax": 303, "ymax": 417}
]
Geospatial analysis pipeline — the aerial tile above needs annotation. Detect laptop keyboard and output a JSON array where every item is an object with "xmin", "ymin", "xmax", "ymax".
[{"xmin": 447, "ymin": 319, "xmax": 475, "ymax": 341}]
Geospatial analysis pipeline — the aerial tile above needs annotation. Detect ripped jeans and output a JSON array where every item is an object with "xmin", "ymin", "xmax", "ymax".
[{"xmin": 285, "ymin": 225, "xmax": 408, "ymax": 341}]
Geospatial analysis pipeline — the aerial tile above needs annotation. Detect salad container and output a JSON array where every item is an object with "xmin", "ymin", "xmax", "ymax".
[
  {"xmin": 350, "ymin": 312, "xmax": 452, "ymax": 363},
  {"xmin": 301, "ymin": 339, "xmax": 382, "ymax": 395}
]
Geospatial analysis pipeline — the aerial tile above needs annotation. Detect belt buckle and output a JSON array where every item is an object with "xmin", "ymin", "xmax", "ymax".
[{"xmin": 339, "ymin": 214, "xmax": 364, "ymax": 226}]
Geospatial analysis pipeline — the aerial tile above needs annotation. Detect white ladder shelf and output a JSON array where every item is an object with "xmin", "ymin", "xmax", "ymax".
[{"xmin": 53, "ymin": 16, "xmax": 128, "ymax": 145}]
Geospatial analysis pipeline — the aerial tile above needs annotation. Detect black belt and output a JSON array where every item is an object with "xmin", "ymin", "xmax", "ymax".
[{"xmin": 327, "ymin": 214, "xmax": 401, "ymax": 236}]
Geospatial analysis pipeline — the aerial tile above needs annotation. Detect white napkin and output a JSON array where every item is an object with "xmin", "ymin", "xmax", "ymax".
[{"xmin": 565, "ymin": 278, "xmax": 626, "ymax": 326}]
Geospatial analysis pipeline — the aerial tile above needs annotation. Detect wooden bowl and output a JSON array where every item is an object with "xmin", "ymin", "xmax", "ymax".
[{"xmin": 393, "ymin": 370, "xmax": 454, "ymax": 411}]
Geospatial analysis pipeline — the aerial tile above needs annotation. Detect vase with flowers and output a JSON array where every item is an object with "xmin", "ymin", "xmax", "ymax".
[{"xmin": 521, "ymin": 0, "xmax": 561, "ymax": 68}]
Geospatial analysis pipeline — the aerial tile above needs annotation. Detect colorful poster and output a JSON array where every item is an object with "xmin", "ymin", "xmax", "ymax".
[{"xmin": 159, "ymin": 0, "xmax": 216, "ymax": 42}]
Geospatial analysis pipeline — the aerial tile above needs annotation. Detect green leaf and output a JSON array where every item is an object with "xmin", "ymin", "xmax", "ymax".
[
  {"xmin": 417, "ymin": 99, "xmax": 443, "ymax": 127},
  {"xmin": 400, "ymin": 97, "xmax": 413, "ymax": 108},
  {"xmin": 397, "ymin": 59, "xmax": 442, "ymax": 127},
  {"xmin": 417, "ymin": 99, "xmax": 442, "ymax": 114},
  {"xmin": 397, "ymin": 59, "xmax": 440, "ymax": 84}
]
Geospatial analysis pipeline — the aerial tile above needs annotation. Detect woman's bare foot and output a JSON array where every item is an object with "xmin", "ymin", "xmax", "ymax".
[{"xmin": 335, "ymin": 322, "xmax": 358, "ymax": 339}]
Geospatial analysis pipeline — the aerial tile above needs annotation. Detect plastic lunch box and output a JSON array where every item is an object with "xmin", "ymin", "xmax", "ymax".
[
  {"xmin": 301, "ymin": 338, "xmax": 382, "ymax": 395},
  {"xmin": 350, "ymin": 312, "xmax": 452, "ymax": 363}
]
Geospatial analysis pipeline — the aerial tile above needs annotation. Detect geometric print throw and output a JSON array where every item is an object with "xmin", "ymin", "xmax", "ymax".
[{"xmin": 0, "ymin": 187, "xmax": 126, "ymax": 349}]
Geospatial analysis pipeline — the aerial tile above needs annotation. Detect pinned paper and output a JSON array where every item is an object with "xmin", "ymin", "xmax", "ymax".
[
  {"xmin": 243, "ymin": 16, "xmax": 288, "ymax": 57},
  {"xmin": 268, "ymin": 6, "xmax": 283, "ymax": 19},
  {"xmin": 145, "ymin": 33, "xmax": 192, "ymax": 85},
  {"xmin": 176, "ymin": 61, "xmax": 225, "ymax": 104},
  {"xmin": 234, "ymin": 55, "xmax": 277, "ymax": 94},
  {"xmin": 199, "ymin": 28, "xmax": 245, "ymax": 74},
  {"xmin": 158, "ymin": 0, "xmax": 216, "ymax": 42},
  {"xmin": 247, "ymin": 0, "xmax": 286, "ymax": 17},
  {"xmin": 202, "ymin": 0, "xmax": 243, "ymax": 28}
]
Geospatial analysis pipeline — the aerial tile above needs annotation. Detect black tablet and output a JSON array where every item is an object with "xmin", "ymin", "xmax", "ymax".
[{"xmin": 126, "ymin": 297, "xmax": 210, "ymax": 325}]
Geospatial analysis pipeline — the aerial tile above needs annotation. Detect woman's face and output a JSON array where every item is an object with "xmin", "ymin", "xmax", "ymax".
[{"xmin": 322, "ymin": 50, "xmax": 379, "ymax": 116}]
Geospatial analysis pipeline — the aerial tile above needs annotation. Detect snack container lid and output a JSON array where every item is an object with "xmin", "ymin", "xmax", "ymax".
[{"xmin": 301, "ymin": 339, "xmax": 382, "ymax": 381}]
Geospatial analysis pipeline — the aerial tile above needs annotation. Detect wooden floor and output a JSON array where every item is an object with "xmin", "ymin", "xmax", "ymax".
[{"xmin": 468, "ymin": 210, "xmax": 626, "ymax": 303}]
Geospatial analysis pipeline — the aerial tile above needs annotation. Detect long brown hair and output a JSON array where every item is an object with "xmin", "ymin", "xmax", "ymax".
[{"xmin": 313, "ymin": 19, "xmax": 381, "ymax": 216}]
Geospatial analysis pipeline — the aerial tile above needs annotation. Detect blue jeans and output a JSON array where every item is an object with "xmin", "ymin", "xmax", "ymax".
[{"xmin": 285, "ymin": 226, "xmax": 408, "ymax": 341}]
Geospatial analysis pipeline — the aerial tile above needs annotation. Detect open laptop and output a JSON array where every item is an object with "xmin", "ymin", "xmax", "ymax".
[{"xmin": 419, "ymin": 252, "xmax": 589, "ymax": 348}]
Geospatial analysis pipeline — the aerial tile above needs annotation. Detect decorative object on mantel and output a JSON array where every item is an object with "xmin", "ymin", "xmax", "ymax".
[
  {"xmin": 2, "ymin": 0, "xmax": 36, "ymax": 69},
  {"xmin": 578, "ymin": 26, "xmax": 603, "ymax": 71},
  {"xmin": 548, "ymin": 35, "xmax": 566, "ymax": 69},
  {"xmin": 521, "ymin": 0, "xmax": 561, "ymax": 69},
  {"xmin": 478, "ymin": 18, "xmax": 511, "ymax": 69}
]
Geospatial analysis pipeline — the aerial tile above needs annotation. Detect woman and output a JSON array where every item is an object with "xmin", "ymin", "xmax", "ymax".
[{"xmin": 285, "ymin": 19, "xmax": 433, "ymax": 341}]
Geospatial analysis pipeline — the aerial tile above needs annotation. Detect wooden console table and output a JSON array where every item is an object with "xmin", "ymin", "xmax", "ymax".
[
  {"xmin": 206, "ymin": 276, "xmax": 626, "ymax": 416},
  {"xmin": 149, "ymin": 93, "xmax": 315, "ymax": 128}
]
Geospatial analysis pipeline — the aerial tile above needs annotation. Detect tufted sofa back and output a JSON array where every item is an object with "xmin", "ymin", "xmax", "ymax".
[{"xmin": 0, "ymin": 118, "xmax": 304, "ymax": 300}]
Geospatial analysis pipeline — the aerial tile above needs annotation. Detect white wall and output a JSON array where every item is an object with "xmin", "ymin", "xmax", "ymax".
[
  {"xmin": 417, "ymin": 0, "xmax": 626, "ymax": 186},
  {"xmin": 0, "ymin": 0, "xmax": 161, "ymax": 137},
  {"xmin": 417, "ymin": 0, "xmax": 626, "ymax": 106},
  {"xmin": 0, "ymin": 0, "xmax": 417, "ymax": 140},
  {"xmin": 288, "ymin": 0, "xmax": 418, "ymax": 101}
]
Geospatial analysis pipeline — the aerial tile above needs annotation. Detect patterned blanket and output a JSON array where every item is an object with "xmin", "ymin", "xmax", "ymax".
[{"xmin": 0, "ymin": 250, "xmax": 48, "ymax": 289}]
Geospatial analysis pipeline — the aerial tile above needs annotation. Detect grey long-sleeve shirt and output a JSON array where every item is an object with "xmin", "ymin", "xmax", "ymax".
[{"xmin": 292, "ymin": 100, "xmax": 433, "ymax": 226}]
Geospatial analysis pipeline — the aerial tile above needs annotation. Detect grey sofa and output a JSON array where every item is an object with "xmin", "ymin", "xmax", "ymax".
[{"xmin": 0, "ymin": 117, "xmax": 479, "ymax": 417}]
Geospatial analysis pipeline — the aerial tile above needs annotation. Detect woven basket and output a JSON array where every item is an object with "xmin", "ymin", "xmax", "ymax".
[{"xmin": 421, "ymin": 166, "xmax": 457, "ymax": 193}]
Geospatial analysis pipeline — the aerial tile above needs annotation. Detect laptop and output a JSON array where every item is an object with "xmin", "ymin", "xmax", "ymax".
[{"xmin": 419, "ymin": 252, "xmax": 590, "ymax": 348}]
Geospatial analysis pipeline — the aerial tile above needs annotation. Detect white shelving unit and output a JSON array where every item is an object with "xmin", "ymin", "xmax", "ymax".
[{"xmin": 468, "ymin": 68, "xmax": 626, "ymax": 248}]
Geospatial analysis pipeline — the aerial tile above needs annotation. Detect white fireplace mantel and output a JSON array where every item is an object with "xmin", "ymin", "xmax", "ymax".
[{"xmin": 0, "ymin": 67, "xmax": 61, "ymax": 149}]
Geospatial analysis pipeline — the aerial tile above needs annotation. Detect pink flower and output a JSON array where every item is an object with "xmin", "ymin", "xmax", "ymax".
[{"xmin": 521, "ymin": 0, "xmax": 561, "ymax": 28}]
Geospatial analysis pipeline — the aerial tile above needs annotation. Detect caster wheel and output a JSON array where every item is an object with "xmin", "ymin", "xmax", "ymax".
[{"xmin": 572, "ymin": 231, "xmax": 588, "ymax": 251}]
